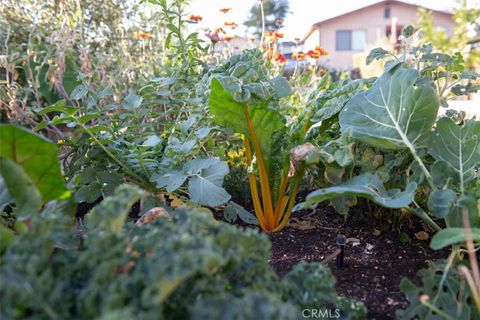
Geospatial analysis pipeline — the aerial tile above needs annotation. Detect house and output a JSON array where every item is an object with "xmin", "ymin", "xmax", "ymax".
[{"xmin": 301, "ymin": 0, "xmax": 454, "ymax": 69}]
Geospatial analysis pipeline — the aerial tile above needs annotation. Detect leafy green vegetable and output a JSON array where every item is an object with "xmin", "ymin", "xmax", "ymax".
[
  {"xmin": 340, "ymin": 64, "xmax": 439, "ymax": 150},
  {"xmin": 296, "ymin": 173, "xmax": 417, "ymax": 210},
  {"xmin": 152, "ymin": 157, "xmax": 230, "ymax": 207},
  {"xmin": 430, "ymin": 227, "xmax": 480, "ymax": 250},
  {"xmin": 0, "ymin": 184, "xmax": 365, "ymax": 320},
  {"xmin": 209, "ymin": 76, "xmax": 286, "ymax": 163},
  {"xmin": 428, "ymin": 118, "xmax": 480, "ymax": 194}
]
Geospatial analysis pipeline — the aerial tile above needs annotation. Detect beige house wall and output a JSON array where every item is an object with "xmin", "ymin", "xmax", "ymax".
[{"xmin": 311, "ymin": 2, "xmax": 454, "ymax": 69}]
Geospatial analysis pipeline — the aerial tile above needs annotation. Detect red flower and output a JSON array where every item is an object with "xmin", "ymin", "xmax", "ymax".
[
  {"xmin": 274, "ymin": 52, "xmax": 287, "ymax": 63},
  {"xmin": 219, "ymin": 8, "xmax": 231, "ymax": 14}
]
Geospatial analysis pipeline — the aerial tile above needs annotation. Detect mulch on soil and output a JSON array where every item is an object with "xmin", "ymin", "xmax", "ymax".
[{"xmin": 267, "ymin": 203, "xmax": 447, "ymax": 319}]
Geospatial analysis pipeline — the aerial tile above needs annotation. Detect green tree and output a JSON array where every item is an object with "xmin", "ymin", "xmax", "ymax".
[
  {"xmin": 417, "ymin": 0, "xmax": 480, "ymax": 70},
  {"xmin": 244, "ymin": 0, "xmax": 289, "ymax": 36}
]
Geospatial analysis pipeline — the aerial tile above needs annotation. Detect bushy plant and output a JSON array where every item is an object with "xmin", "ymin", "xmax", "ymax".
[{"xmin": 0, "ymin": 184, "xmax": 365, "ymax": 320}]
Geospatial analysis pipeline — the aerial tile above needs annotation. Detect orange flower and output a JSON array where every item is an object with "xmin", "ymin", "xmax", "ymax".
[
  {"xmin": 291, "ymin": 52, "xmax": 306, "ymax": 60},
  {"xmin": 134, "ymin": 32, "xmax": 153, "ymax": 40},
  {"xmin": 223, "ymin": 35, "xmax": 235, "ymax": 41},
  {"xmin": 224, "ymin": 21, "xmax": 238, "ymax": 29},
  {"xmin": 219, "ymin": 8, "xmax": 231, "ymax": 14},
  {"xmin": 273, "ymin": 32, "xmax": 284, "ymax": 39},
  {"xmin": 215, "ymin": 27, "xmax": 226, "ymax": 34},
  {"xmin": 188, "ymin": 14, "xmax": 203, "ymax": 23},
  {"xmin": 306, "ymin": 46, "xmax": 328, "ymax": 58},
  {"xmin": 264, "ymin": 31, "xmax": 273, "ymax": 37}
]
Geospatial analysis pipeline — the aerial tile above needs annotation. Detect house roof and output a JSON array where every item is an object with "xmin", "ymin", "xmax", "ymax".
[{"xmin": 301, "ymin": 0, "xmax": 453, "ymax": 42}]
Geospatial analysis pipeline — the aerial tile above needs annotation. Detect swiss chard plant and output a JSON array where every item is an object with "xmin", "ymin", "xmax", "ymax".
[{"xmin": 207, "ymin": 49, "xmax": 313, "ymax": 231}]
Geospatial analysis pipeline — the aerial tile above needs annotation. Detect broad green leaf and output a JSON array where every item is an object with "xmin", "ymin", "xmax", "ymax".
[
  {"xmin": 431, "ymin": 160, "xmax": 458, "ymax": 189},
  {"xmin": 430, "ymin": 227, "xmax": 480, "ymax": 250},
  {"xmin": 186, "ymin": 158, "xmax": 230, "ymax": 207},
  {"xmin": 151, "ymin": 170, "xmax": 188, "ymax": 193},
  {"xmin": 0, "ymin": 125, "xmax": 70, "ymax": 206},
  {"xmin": 340, "ymin": 64, "xmax": 439, "ymax": 150},
  {"xmin": 296, "ymin": 173, "xmax": 417, "ymax": 210},
  {"xmin": 0, "ymin": 158, "xmax": 42, "ymax": 217},
  {"xmin": 189, "ymin": 177, "xmax": 231, "ymax": 207},
  {"xmin": 428, "ymin": 118, "xmax": 480, "ymax": 189},
  {"xmin": 209, "ymin": 77, "xmax": 285, "ymax": 162},
  {"xmin": 427, "ymin": 189, "xmax": 457, "ymax": 218}
]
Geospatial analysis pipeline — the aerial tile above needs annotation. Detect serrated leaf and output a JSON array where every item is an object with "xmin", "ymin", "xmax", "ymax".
[
  {"xmin": 296, "ymin": 173, "xmax": 417, "ymax": 210},
  {"xmin": 366, "ymin": 47, "xmax": 390, "ymax": 65},
  {"xmin": 402, "ymin": 25, "xmax": 418, "ymax": 38},
  {"xmin": 340, "ymin": 64, "xmax": 439, "ymax": 150}
]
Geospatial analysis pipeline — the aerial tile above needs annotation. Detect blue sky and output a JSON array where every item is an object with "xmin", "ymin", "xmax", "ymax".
[{"xmin": 187, "ymin": 0, "xmax": 476, "ymax": 39}]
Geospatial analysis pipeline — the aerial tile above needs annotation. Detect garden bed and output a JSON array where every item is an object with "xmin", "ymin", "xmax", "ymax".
[{"xmin": 267, "ymin": 204, "xmax": 448, "ymax": 319}]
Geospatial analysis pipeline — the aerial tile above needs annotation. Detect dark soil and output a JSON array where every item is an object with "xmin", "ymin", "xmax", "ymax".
[{"xmin": 266, "ymin": 203, "xmax": 448, "ymax": 319}]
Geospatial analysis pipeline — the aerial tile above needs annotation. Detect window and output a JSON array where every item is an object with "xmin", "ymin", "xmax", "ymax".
[
  {"xmin": 336, "ymin": 30, "xmax": 366, "ymax": 51},
  {"xmin": 384, "ymin": 7, "xmax": 391, "ymax": 18},
  {"xmin": 336, "ymin": 31, "xmax": 351, "ymax": 51}
]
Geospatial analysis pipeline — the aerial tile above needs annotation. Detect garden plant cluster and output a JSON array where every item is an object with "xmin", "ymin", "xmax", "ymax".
[{"xmin": 1, "ymin": 0, "xmax": 479, "ymax": 319}]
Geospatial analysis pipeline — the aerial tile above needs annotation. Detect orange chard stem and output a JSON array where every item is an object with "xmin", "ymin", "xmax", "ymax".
[
  {"xmin": 273, "ymin": 164, "xmax": 305, "ymax": 232},
  {"xmin": 244, "ymin": 138, "xmax": 267, "ymax": 230},
  {"xmin": 242, "ymin": 105, "xmax": 275, "ymax": 230},
  {"xmin": 273, "ymin": 174, "xmax": 290, "ymax": 225}
]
